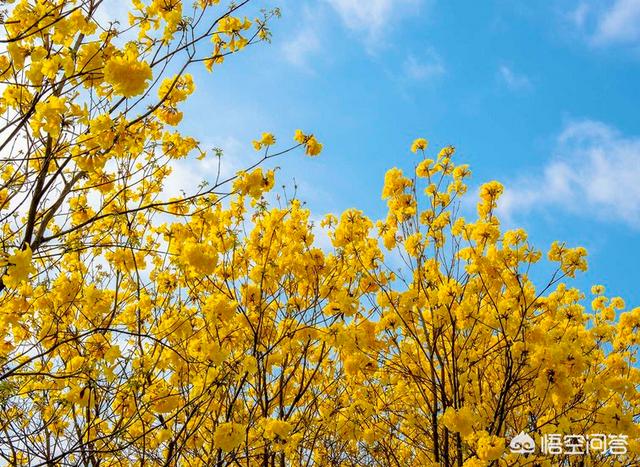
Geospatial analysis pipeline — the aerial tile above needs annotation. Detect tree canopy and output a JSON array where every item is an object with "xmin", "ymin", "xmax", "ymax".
[{"xmin": 0, "ymin": 1, "xmax": 638, "ymax": 466}]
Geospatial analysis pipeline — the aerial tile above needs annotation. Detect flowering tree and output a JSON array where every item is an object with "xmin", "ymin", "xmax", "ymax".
[
  {"xmin": 316, "ymin": 142, "xmax": 640, "ymax": 466},
  {"xmin": 0, "ymin": 0, "xmax": 321, "ymax": 464},
  {"xmin": 1, "ymin": 1, "xmax": 639, "ymax": 466}
]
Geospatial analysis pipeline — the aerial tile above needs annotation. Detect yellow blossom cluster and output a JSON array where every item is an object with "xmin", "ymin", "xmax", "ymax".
[
  {"xmin": 294, "ymin": 129, "xmax": 323, "ymax": 156},
  {"xmin": 1, "ymin": 0, "xmax": 639, "ymax": 464},
  {"xmin": 253, "ymin": 132, "xmax": 276, "ymax": 151},
  {"xmin": 103, "ymin": 44, "xmax": 153, "ymax": 98},
  {"xmin": 2, "ymin": 136, "xmax": 640, "ymax": 464}
]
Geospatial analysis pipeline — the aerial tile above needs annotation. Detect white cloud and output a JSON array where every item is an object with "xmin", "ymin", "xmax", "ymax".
[
  {"xmin": 93, "ymin": 0, "xmax": 131, "ymax": 26},
  {"xmin": 279, "ymin": 2, "xmax": 354, "ymax": 71},
  {"xmin": 309, "ymin": 214, "xmax": 335, "ymax": 252},
  {"xmin": 327, "ymin": 0, "xmax": 422, "ymax": 42},
  {"xmin": 568, "ymin": 2, "xmax": 591, "ymax": 28},
  {"xmin": 565, "ymin": 0, "xmax": 640, "ymax": 47},
  {"xmin": 593, "ymin": 0, "xmax": 640, "ymax": 45},
  {"xmin": 498, "ymin": 65, "xmax": 532, "ymax": 91},
  {"xmin": 284, "ymin": 0, "xmax": 427, "ymax": 60},
  {"xmin": 282, "ymin": 22, "xmax": 322, "ymax": 70},
  {"xmin": 498, "ymin": 120, "xmax": 640, "ymax": 228},
  {"xmin": 403, "ymin": 50, "xmax": 445, "ymax": 81},
  {"xmin": 162, "ymin": 136, "xmax": 245, "ymax": 200}
]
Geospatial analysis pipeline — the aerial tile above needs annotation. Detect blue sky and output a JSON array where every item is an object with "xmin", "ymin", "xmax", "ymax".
[{"xmin": 169, "ymin": 0, "xmax": 640, "ymax": 305}]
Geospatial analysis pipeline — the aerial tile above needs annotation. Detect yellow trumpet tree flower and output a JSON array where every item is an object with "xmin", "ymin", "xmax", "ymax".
[{"xmin": 0, "ymin": 1, "xmax": 638, "ymax": 466}]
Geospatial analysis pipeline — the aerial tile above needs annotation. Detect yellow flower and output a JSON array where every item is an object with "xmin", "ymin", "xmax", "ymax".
[
  {"xmin": 158, "ymin": 74, "xmax": 195, "ymax": 104},
  {"xmin": 0, "ymin": 188, "xmax": 9, "ymax": 210},
  {"xmin": 439, "ymin": 145, "xmax": 455, "ymax": 158},
  {"xmin": 343, "ymin": 354, "xmax": 368, "ymax": 376},
  {"xmin": 611, "ymin": 297, "xmax": 625, "ymax": 309},
  {"xmin": 293, "ymin": 129, "xmax": 322, "ymax": 155},
  {"xmin": 2, "ymin": 245, "xmax": 35, "ymax": 288},
  {"xmin": 88, "ymin": 114, "xmax": 115, "ymax": 150},
  {"xmin": 252, "ymin": 132, "xmax": 276, "ymax": 151},
  {"xmin": 215, "ymin": 16, "xmax": 252, "ymax": 52},
  {"xmin": 381, "ymin": 167, "xmax": 411, "ymax": 200},
  {"xmin": 233, "ymin": 168, "xmax": 275, "ymax": 198},
  {"xmin": 104, "ymin": 345, "xmax": 121, "ymax": 364},
  {"xmin": 157, "ymin": 428, "xmax": 172, "ymax": 444},
  {"xmin": 440, "ymin": 406, "xmax": 474, "ymax": 438},
  {"xmin": 404, "ymin": 232, "xmax": 423, "ymax": 257},
  {"xmin": 294, "ymin": 129, "xmax": 306, "ymax": 144},
  {"xmin": 214, "ymin": 422, "xmax": 245, "ymax": 452},
  {"xmin": 476, "ymin": 433, "xmax": 505, "ymax": 461},
  {"xmin": 157, "ymin": 106, "xmax": 183, "ymax": 126},
  {"xmin": 547, "ymin": 242, "xmax": 588, "ymax": 277},
  {"xmin": 151, "ymin": 393, "xmax": 181, "ymax": 414},
  {"xmin": 66, "ymin": 355, "xmax": 85, "ymax": 373},
  {"xmin": 462, "ymin": 459, "xmax": 487, "ymax": 467},
  {"xmin": 104, "ymin": 46, "xmax": 152, "ymax": 97},
  {"xmin": 479, "ymin": 180, "xmax": 504, "ymax": 202},
  {"xmin": 241, "ymin": 355, "xmax": 258, "ymax": 375},
  {"xmin": 218, "ymin": 16, "xmax": 251, "ymax": 34},
  {"xmin": 477, "ymin": 181, "xmax": 504, "ymax": 217},
  {"xmin": 179, "ymin": 240, "xmax": 218, "ymax": 276},
  {"xmin": 264, "ymin": 419, "xmax": 293, "ymax": 440},
  {"xmin": 411, "ymin": 138, "xmax": 428, "ymax": 153},
  {"xmin": 162, "ymin": 131, "xmax": 199, "ymax": 159},
  {"xmin": 31, "ymin": 96, "xmax": 67, "ymax": 137},
  {"xmin": 305, "ymin": 136, "xmax": 323, "ymax": 156}
]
